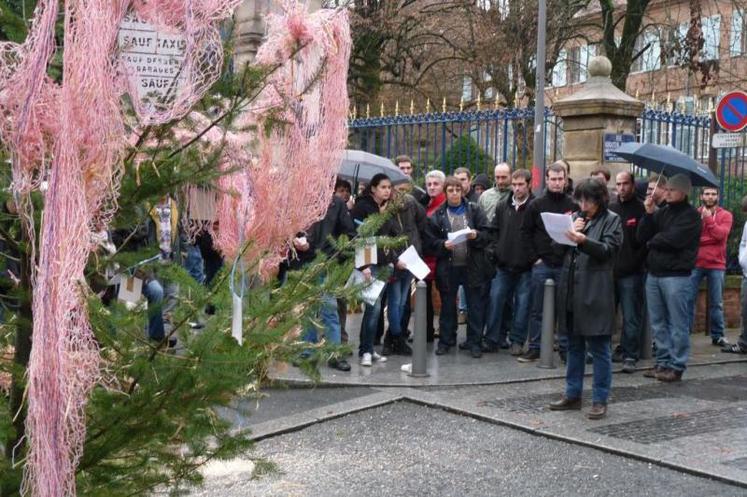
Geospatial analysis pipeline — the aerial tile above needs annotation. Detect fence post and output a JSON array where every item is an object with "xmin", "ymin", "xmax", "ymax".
[
  {"xmin": 409, "ymin": 280, "xmax": 429, "ymax": 378},
  {"xmin": 538, "ymin": 279, "xmax": 557, "ymax": 369}
]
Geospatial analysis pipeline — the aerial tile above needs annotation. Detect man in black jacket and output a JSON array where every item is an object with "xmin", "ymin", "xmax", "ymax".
[
  {"xmin": 484, "ymin": 169, "xmax": 535, "ymax": 356},
  {"xmin": 609, "ymin": 171, "xmax": 647, "ymax": 373},
  {"xmin": 637, "ymin": 174, "xmax": 702, "ymax": 382},
  {"xmin": 425, "ymin": 176, "xmax": 494, "ymax": 358},
  {"xmin": 519, "ymin": 161, "xmax": 578, "ymax": 362},
  {"xmin": 293, "ymin": 195, "xmax": 357, "ymax": 371}
]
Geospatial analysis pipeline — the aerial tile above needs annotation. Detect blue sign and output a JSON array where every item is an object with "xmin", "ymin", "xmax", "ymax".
[
  {"xmin": 603, "ymin": 133, "xmax": 635, "ymax": 161},
  {"xmin": 716, "ymin": 91, "xmax": 747, "ymax": 133}
]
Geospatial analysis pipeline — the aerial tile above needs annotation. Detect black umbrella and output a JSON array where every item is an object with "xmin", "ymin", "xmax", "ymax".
[
  {"xmin": 338, "ymin": 150, "xmax": 410, "ymax": 185},
  {"xmin": 614, "ymin": 142, "xmax": 719, "ymax": 188}
]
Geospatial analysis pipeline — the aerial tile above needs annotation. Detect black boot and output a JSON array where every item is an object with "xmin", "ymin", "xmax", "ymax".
[{"xmin": 393, "ymin": 336, "xmax": 413, "ymax": 356}]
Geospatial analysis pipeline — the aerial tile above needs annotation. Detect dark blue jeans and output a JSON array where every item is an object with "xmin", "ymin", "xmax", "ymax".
[
  {"xmin": 142, "ymin": 278, "xmax": 178, "ymax": 340},
  {"xmin": 615, "ymin": 274, "xmax": 645, "ymax": 361},
  {"xmin": 689, "ymin": 268, "xmax": 725, "ymax": 339},
  {"xmin": 565, "ymin": 333, "xmax": 612, "ymax": 404},
  {"xmin": 528, "ymin": 262, "xmax": 565, "ymax": 351},
  {"xmin": 485, "ymin": 269, "xmax": 531, "ymax": 346},
  {"xmin": 437, "ymin": 266, "xmax": 488, "ymax": 349},
  {"xmin": 359, "ymin": 266, "xmax": 385, "ymax": 356}
]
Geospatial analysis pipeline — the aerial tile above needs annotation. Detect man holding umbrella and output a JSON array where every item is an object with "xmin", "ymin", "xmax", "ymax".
[{"xmin": 637, "ymin": 174, "xmax": 702, "ymax": 382}]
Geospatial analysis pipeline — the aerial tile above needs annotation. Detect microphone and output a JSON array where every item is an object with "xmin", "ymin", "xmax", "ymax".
[{"xmin": 576, "ymin": 211, "xmax": 589, "ymax": 233}]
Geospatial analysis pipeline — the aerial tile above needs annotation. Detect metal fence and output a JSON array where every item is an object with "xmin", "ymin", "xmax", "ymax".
[{"xmin": 348, "ymin": 108, "xmax": 563, "ymax": 180}]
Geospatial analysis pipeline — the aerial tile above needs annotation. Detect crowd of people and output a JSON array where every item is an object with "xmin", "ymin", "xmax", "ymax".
[{"xmin": 293, "ymin": 154, "xmax": 747, "ymax": 419}]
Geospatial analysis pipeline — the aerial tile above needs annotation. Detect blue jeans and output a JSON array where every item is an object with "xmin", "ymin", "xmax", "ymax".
[
  {"xmin": 386, "ymin": 269, "xmax": 412, "ymax": 337},
  {"xmin": 615, "ymin": 274, "xmax": 645, "ymax": 360},
  {"xmin": 485, "ymin": 269, "xmax": 531, "ymax": 346},
  {"xmin": 303, "ymin": 292, "xmax": 341, "ymax": 346},
  {"xmin": 646, "ymin": 275, "xmax": 692, "ymax": 372},
  {"xmin": 437, "ymin": 266, "xmax": 488, "ymax": 349},
  {"xmin": 183, "ymin": 244, "xmax": 206, "ymax": 285},
  {"xmin": 458, "ymin": 285, "xmax": 468, "ymax": 312},
  {"xmin": 740, "ymin": 278, "xmax": 747, "ymax": 348},
  {"xmin": 528, "ymin": 262, "xmax": 565, "ymax": 351},
  {"xmin": 142, "ymin": 278, "xmax": 178, "ymax": 340},
  {"xmin": 359, "ymin": 266, "xmax": 385, "ymax": 356},
  {"xmin": 689, "ymin": 268, "xmax": 725, "ymax": 339},
  {"xmin": 565, "ymin": 333, "xmax": 612, "ymax": 404}
]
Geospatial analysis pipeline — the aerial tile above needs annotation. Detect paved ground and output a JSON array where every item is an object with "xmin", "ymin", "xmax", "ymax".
[
  {"xmin": 187, "ymin": 402, "xmax": 745, "ymax": 497},
  {"xmin": 172, "ymin": 313, "xmax": 747, "ymax": 496}
]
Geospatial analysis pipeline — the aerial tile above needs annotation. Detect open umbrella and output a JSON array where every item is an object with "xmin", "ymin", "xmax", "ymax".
[
  {"xmin": 338, "ymin": 150, "xmax": 410, "ymax": 185},
  {"xmin": 614, "ymin": 142, "xmax": 719, "ymax": 188}
]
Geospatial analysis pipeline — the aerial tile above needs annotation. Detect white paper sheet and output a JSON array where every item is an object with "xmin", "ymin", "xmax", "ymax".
[
  {"xmin": 117, "ymin": 276, "xmax": 143, "ymax": 303},
  {"xmin": 540, "ymin": 212, "xmax": 577, "ymax": 247},
  {"xmin": 231, "ymin": 293, "xmax": 243, "ymax": 345},
  {"xmin": 447, "ymin": 228, "xmax": 472, "ymax": 245},
  {"xmin": 355, "ymin": 237, "xmax": 378, "ymax": 268},
  {"xmin": 398, "ymin": 245, "xmax": 430, "ymax": 281},
  {"xmin": 346, "ymin": 269, "xmax": 386, "ymax": 306}
]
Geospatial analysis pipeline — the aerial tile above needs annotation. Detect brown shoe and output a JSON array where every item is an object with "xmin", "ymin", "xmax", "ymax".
[
  {"xmin": 657, "ymin": 369, "xmax": 683, "ymax": 382},
  {"xmin": 548, "ymin": 396, "xmax": 582, "ymax": 411},
  {"xmin": 586, "ymin": 403, "xmax": 607, "ymax": 420},
  {"xmin": 643, "ymin": 365, "xmax": 664, "ymax": 378}
]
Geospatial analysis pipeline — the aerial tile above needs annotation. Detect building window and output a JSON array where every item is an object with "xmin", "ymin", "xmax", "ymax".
[
  {"xmin": 731, "ymin": 10, "xmax": 746, "ymax": 56},
  {"xmin": 702, "ymin": 15, "xmax": 721, "ymax": 60},
  {"xmin": 477, "ymin": 0, "xmax": 508, "ymax": 17},
  {"xmin": 632, "ymin": 30, "xmax": 661, "ymax": 73},
  {"xmin": 462, "ymin": 76, "xmax": 473, "ymax": 101},
  {"xmin": 663, "ymin": 22, "xmax": 689, "ymax": 66},
  {"xmin": 552, "ymin": 49, "xmax": 567, "ymax": 87},
  {"xmin": 579, "ymin": 44, "xmax": 596, "ymax": 83}
]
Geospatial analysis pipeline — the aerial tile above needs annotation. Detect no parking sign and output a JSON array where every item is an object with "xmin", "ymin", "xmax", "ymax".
[{"xmin": 715, "ymin": 91, "xmax": 747, "ymax": 132}]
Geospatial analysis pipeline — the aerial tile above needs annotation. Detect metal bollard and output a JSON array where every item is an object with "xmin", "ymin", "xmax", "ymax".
[
  {"xmin": 409, "ymin": 280, "xmax": 429, "ymax": 377},
  {"xmin": 640, "ymin": 311, "xmax": 653, "ymax": 360},
  {"xmin": 538, "ymin": 279, "xmax": 557, "ymax": 369}
]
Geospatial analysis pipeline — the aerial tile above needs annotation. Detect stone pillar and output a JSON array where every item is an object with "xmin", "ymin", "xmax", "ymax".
[
  {"xmin": 552, "ymin": 56, "xmax": 645, "ymax": 181},
  {"xmin": 234, "ymin": 0, "xmax": 323, "ymax": 68}
]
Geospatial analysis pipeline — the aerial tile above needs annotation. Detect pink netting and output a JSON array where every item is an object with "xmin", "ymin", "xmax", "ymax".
[
  {"xmin": 0, "ymin": 1, "xmax": 242, "ymax": 496},
  {"xmin": 212, "ymin": 2, "xmax": 351, "ymax": 276}
]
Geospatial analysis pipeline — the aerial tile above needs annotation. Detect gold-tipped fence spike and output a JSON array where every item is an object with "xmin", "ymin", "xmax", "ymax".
[
  {"xmin": 380, "ymin": 101, "xmax": 384, "ymax": 117},
  {"xmin": 366, "ymin": 103, "xmax": 370, "ymax": 119},
  {"xmin": 395, "ymin": 100, "xmax": 400, "ymax": 117},
  {"xmin": 442, "ymin": 97, "xmax": 446, "ymax": 113},
  {"xmin": 459, "ymin": 97, "xmax": 464, "ymax": 112},
  {"xmin": 476, "ymin": 93, "xmax": 481, "ymax": 111},
  {"xmin": 494, "ymin": 94, "xmax": 500, "ymax": 110},
  {"xmin": 410, "ymin": 99, "xmax": 414, "ymax": 115},
  {"xmin": 426, "ymin": 98, "xmax": 431, "ymax": 113}
]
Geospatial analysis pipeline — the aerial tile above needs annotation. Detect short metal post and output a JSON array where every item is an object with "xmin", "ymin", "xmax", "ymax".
[
  {"xmin": 538, "ymin": 279, "xmax": 557, "ymax": 369},
  {"xmin": 409, "ymin": 281, "xmax": 429, "ymax": 377},
  {"xmin": 640, "ymin": 309, "xmax": 653, "ymax": 360}
]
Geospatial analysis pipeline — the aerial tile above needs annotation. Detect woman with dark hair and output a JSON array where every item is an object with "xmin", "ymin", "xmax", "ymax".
[
  {"xmin": 549, "ymin": 178, "xmax": 623, "ymax": 420},
  {"xmin": 350, "ymin": 173, "xmax": 393, "ymax": 367}
]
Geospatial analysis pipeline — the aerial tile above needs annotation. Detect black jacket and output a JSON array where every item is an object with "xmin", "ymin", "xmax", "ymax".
[
  {"xmin": 288, "ymin": 196, "xmax": 356, "ymax": 269},
  {"xmin": 636, "ymin": 200, "xmax": 702, "ymax": 277},
  {"xmin": 385, "ymin": 193, "xmax": 427, "ymax": 257},
  {"xmin": 557, "ymin": 209, "xmax": 623, "ymax": 337},
  {"xmin": 609, "ymin": 196, "xmax": 647, "ymax": 278},
  {"xmin": 489, "ymin": 193, "xmax": 535, "ymax": 273},
  {"xmin": 521, "ymin": 190, "xmax": 578, "ymax": 268},
  {"xmin": 424, "ymin": 201, "xmax": 495, "ymax": 287}
]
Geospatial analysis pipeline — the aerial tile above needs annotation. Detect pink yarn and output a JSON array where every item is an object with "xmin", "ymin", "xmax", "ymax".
[
  {"xmin": 0, "ymin": 1, "xmax": 241, "ymax": 496},
  {"xmin": 212, "ymin": 2, "xmax": 351, "ymax": 276}
]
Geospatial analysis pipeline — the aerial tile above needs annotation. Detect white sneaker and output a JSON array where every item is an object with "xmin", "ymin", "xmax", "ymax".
[
  {"xmin": 360, "ymin": 353, "xmax": 373, "ymax": 367},
  {"xmin": 372, "ymin": 352, "xmax": 387, "ymax": 363}
]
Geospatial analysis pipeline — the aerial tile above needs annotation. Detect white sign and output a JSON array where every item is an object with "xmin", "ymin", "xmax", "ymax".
[
  {"xmin": 118, "ymin": 11, "xmax": 188, "ymax": 112},
  {"xmin": 712, "ymin": 133, "xmax": 747, "ymax": 149}
]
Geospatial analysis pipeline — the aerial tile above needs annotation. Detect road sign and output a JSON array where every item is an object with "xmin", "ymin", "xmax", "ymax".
[
  {"xmin": 712, "ymin": 133, "xmax": 747, "ymax": 149},
  {"xmin": 716, "ymin": 91, "xmax": 747, "ymax": 132}
]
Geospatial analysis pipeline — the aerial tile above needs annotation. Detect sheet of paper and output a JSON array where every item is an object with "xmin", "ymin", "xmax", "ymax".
[
  {"xmin": 447, "ymin": 228, "xmax": 472, "ymax": 245},
  {"xmin": 540, "ymin": 212, "xmax": 577, "ymax": 247},
  {"xmin": 398, "ymin": 245, "xmax": 430, "ymax": 281},
  {"xmin": 231, "ymin": 293, "xmax": 243, "ymax": 345},
  {"xmin": 346, "ymin": 269, "xmax": 386, "ymax": 306},
  {"xmin": 117, "ymin": 276, "xmax": 143, "ymax": 303},
  {"xmin": 355, "ymin": 237, "xmax": 377, "ymax": 268}
]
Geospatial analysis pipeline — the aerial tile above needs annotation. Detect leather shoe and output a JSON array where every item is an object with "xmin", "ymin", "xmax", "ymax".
[
  {"xmin": 435, "ymin": 344, "xmax": 450, "ymax": 355},
  {"xmin": 548, "ymin": 396, "xmax": 582, "ymax": 411},
  {"xmin": 586, "ymin": 403, "xmax": 607, "ymax": 420},
  {"xmin": 328, "ymin": 358, "xmax": 351, "ymax": 372},
  {"xmin": 657, "ymin": 368, "xmax": 683, "ymax": 382},
  {"xmin": 458, "ymin": 341, "xmax": 470, "ymax": 350},
  {"xmin": 470, "ymin": 347, "xmax": 482, "ymax": 358},
  {"xmin": 643, "ymin": 365, "xmax": 664, "ymax": 378}
]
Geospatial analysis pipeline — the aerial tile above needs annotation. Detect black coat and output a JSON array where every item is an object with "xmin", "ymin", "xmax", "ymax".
[
  {"xmin": 557, "ymin": 208, "xmax": 623, "ymax": 337},
  {"xmin": 489, "ymin": 193, "xmax": 535, "ymax": 273},
  {"xmin": 521, "ymin": 190, "xmax": 578, "ymax": 268},
  {"xmin": 609, "ymin": 196, "xmax": 647, "ymax": 278},
  {"xmin": 424, "ymin": 201, "xmax": 495, "ymax": 288},
  {"xmin": 385, "ymin": 193, "xmax": 427, "ymax": 257},
  {"xmin": 636, "ymin": 200, "xmax": 702, "ymax": 277}
]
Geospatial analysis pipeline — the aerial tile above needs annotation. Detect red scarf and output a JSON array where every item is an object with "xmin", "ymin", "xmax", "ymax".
[{"xmin": 425, "ymin": 192, "xmax": 446, "ymax": 280}]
